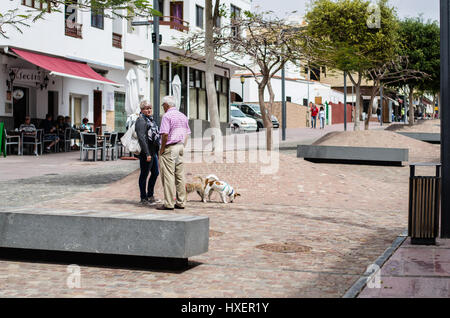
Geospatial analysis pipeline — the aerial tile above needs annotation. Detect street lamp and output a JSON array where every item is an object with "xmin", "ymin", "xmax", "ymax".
[
  {"xmin": 440, "ymin": 0, "xmax": 450, "ymax": 237},
  {"xmin": 131, "ymin": 2, "xmax": 161, "ymax": 125},
  {"xmin": 344, "ymin": 71, "xmax": 347, "ymax": 131},
  {"xmin": 240, "ymin": 75, "xmax": 245, "ymax": 102}
]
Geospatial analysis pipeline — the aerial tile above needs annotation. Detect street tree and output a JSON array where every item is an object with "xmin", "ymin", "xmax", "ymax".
[
  {"xmin": 180, "ymin": 11, "xmax": 312, "ymax": 149},
  {"xmin": 304, "ymin": 0, "xmax": 399, "ymax": 130},
  {"xmin": 204, "ymin": 0, "xmax": 224, "ymax": 152},
  {"xmin": 392, "ymin": 17, "xmax": 440, "ymax": 124},
  {"xmin": 364, "ymin": 56, "xmax": 428, "ymax": 129}
]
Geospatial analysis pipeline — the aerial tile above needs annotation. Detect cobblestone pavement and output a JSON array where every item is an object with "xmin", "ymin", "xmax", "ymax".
[
  {"xmin": 0, "ymin": 156, "xmax": 138, "ymax": 207},
  {"xmin": 0, "ymin": 123, "xmax": 441, "ymax": 297}
]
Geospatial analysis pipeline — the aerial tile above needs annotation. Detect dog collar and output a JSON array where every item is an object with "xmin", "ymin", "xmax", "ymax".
[{"xmin": 228, "ymin": 189, "xmax": 234, "ymax": 197}]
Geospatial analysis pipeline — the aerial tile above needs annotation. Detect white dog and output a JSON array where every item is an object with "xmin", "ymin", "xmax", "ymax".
[{"xmin": 203, "ymin": 179, "xmax": 240, "ymax": 204}]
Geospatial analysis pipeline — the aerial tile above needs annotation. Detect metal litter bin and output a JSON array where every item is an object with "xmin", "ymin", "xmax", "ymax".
[{"xmin": 408, "ymin": 163, "xmax": 441, "ymax": 245}]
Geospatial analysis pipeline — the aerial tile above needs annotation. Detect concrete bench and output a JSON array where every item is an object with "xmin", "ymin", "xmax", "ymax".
[
  {"xmin": 0, "ymin": 208, "xmax": 209, "ymax": 262},
  {"xmin": 396, "ymin": 132, "xmax": 440, "ymax": 144},
  {"xmin": 297, "ymin": 145, "xmax": 409, "ymax": 166}
]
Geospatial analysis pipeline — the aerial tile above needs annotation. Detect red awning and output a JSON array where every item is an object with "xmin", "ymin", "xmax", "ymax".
[{"xmin": 11, "ymin": 48, "xmax": 121, "ymax": 86}]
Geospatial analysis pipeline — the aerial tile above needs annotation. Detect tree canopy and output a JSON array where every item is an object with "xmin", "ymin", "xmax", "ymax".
[
  {"xmin": 395, "ymin": 17, "xmax": 440, "ymax": 94},
  {"xmin": 305, "ymin": 0, "xmax": 399, "ymax": 73}
]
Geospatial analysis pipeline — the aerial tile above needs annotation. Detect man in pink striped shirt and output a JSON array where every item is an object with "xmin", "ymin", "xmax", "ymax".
[{"xmin": 157, "ymin": 96, "xmax": 191, "ymax": 210}]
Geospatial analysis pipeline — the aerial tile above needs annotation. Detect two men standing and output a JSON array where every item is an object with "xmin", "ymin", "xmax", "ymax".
[{"xmin": 136, "ymin": 96, "xmax": 191, "ymax": 210}]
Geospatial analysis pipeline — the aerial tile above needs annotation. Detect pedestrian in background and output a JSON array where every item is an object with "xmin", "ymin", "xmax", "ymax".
[
  {"xmin": 376, "ymin": 106, "xmax": 382, "ymax": 125},
  {"xmin": 157, "ymin": 96, "xmax": 191, "ymax": 210},
  {"xmin": 319, "ymin": 106, "xmax": 326, "ymax": 129},
  {"xmin": 310, "ymin": 103, "xmax": 318, "ymax": 129},
  {"xmin": 135, "ymin": 100, "xmax": 160, "ymax": 205}
]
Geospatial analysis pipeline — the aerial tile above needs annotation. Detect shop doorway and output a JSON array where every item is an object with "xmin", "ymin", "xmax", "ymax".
[
  {"xmin": 12, "ymin": 86, "xmax": 28, "ymax": 129},
  {"xmin": 70, "ymin": 97, "xmax": 82, "ymax": 127},
  {"xmin": 93, "ymin": 90, "xmax": 102, "ymax": 133},
  {"xmin": 48, "ymin": 91, "xmax": 59, "ymax": 119}
]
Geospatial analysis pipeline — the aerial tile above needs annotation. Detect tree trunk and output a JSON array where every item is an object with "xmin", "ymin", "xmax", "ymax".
[
  {"xmin": 365, "ymin": 95, "xmax": 375, "ymax": 130},
  {"xmin": 365, "ymin": 86, "xmax": 378, "ymax": 130},
  {"xmin": 266, "ymin": 79, "xmax": 276, "ymax": 148},
  {"xmin": 349, "ymin": 72, "xmax": 362, "ymax": 131},
  {"xmin": 205, "ymin": 0, "xmax": 221, "ymax": 152},
  {"xmin": 408, "ymin": 85, "xmax": 414, "ymax": 126},
  {"xmin": 258, "ymin": 76, "xmax": 273, "ymax": 150}
]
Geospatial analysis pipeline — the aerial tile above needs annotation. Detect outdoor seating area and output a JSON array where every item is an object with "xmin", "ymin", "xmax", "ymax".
[
  {"xmin": 1, "ymin": 119, "xmax": 125, "ymax": 161},
  {"xmin": 80, "ymin": 132, "xmax": 120, "ymax": 161}
]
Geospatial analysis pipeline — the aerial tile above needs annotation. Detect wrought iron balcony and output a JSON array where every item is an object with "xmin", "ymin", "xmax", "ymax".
[{"xmin": 65, "ymin": 21, "xmax": 83, "ymax": 39}]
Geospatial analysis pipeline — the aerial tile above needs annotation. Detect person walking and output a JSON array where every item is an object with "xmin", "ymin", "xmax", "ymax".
[
  {"xmin": 135, "ymin": 100, "xmax": 161, "ymax": 205},
  {"xmin": 319, "ymin": 106, "xmax": 326, "ymax": 129},
  {"xmin": 157, "ymin": 96, "xmax": 191, "ymax": 210},
  {"xmin": 376, "ymin": 106, "xmax": 382, "ymax": 125},
  {"xmin": 310, "ymin": 103, "xmax": 318, "ymax": 129}
]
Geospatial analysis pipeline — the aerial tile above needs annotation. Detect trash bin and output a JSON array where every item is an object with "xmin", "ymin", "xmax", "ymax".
[{"xmin": 408, "ymin": 163, "xmax": 441, "ymax": 245}]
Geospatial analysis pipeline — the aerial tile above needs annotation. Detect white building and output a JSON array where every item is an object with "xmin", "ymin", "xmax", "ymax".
[
  {"xmin": 0, "ymin": 0, "xmax": 250, "ymax": 132},
  {"xmin": 231, "ymin": 62, "xmax": 345, "ymax": 108}
]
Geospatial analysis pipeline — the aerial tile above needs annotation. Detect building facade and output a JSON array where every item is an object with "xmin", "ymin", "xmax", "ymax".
[{"xmin": 0, "ymin": 0, "xmax": 250, "ymax": 132}]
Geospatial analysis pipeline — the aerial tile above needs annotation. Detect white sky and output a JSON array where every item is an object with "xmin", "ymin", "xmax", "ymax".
[{"xmin": 251, "ymin": 0, "xmax": 440, "ymax": 22}]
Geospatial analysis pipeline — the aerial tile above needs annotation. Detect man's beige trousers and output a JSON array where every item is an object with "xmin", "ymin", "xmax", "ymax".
[{"xmin": 160, "ymin": 143, "xmax": 186, "ymax": 208}]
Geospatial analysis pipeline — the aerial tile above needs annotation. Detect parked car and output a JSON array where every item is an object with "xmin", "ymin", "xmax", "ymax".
[
  {"xmin": 232, "ymin": 103, "xmax": 280, "ymax": 131},
  {"xmin": 229, "ymin": 106, "xmax": 257, "ymax": 133}
]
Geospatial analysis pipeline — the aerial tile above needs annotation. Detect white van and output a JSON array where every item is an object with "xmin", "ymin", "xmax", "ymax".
[{"xmin": 230, "ymin": 106, "xmax": 257, "ymax": 133}]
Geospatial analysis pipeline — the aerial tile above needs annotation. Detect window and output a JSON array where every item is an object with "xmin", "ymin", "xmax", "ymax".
[
  {"xmin": 230, "ymin": 5, "xmax": 241, "ymax": 19},
  {"xmin": 65, "ymin": 0, "xmax": 78, "ymax": 22},
  {"xmin": 91, "ymin": 8, "xmax": 104, "ymax": 29},
  {"xmin": 230, "ymin": 5, "xmax": 241, "ymax": 38},
  {"xmin": 215, "ymin": 75, "xmax": 222, "ymax": 92},
  {"xmin": 215, "ymin": 16, "xmax": 221, "ymax": 28},
  {"xmin": 158, "ymin": 0, "xmax": 164, "ymax": 15},
  {"xmin": 22, "ymin": 0, "xmax": 50, "ymax": 12},
  {"xmin": 196, "ymin": 5, "xmax": 204, "ymax": 29}
]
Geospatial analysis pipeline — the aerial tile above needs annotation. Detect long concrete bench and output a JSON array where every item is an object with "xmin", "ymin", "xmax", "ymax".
[
  {"xmin": 396, "ymin": 132, "xmax": 440, "ymax": 144},
  {"xmin": 297, "ymin": 145, "xmax": 409, "ymax": 166},
  {"xmin": 0, "ymin": 208, "xmax": 209, "ymax": 262}
]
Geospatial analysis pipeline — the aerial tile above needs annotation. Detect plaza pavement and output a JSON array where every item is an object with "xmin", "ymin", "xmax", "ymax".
[{"xmin": 0, "ymin": 120, "xmax": 445, "ymax": 297}]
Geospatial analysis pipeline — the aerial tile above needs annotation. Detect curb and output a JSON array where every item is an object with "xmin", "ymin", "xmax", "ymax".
[{"xmin": 342, "ymin": 229, "xmax": 408, "ymax": 298}]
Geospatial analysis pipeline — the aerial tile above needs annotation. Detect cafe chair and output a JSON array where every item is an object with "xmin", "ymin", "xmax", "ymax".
[
  {"xmin": 22, "ymin": 129, "xmax": 43, "ymax": 155},
  {"xmin": 105, "ymin": 132, "xmax": 118, "ymax": 161},
  {"xmin": 80, "ymin": 132, "xmax": 103, "ymax": 161},
  {"xmin": 4, "ymin": 127, "xmax": 22, "ymax": 155},
  {"xmin": 63, "ymin": 127, "xmax": 72, "ymax": 152}
]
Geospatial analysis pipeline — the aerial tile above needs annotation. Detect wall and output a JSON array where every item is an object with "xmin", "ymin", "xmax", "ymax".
[
  {"xmin": 247, "ymin": 101, "xmax": 308, "ymax": 129},
  {"xmin": 231, "ymin": 76, "xmax": 345, "ymax": 106},
  {"xmin": 330, "ymin": 102, "xmax": 353, "ymax": 124}
]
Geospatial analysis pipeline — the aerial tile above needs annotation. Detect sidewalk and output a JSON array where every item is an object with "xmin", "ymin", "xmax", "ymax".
[
  {"xmin": 185, "ymin": 121, "xmax": 390, "ymax": 152},
  {"xmin": 358, "ymin": 238, "xmax": 450, "ymax": 297}
]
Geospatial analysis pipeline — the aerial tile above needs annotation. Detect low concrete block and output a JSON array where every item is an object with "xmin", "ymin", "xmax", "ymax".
[
  {"xmin": 396, "ymin": 132, "xmax": 440, "ymax": 144},
  {"xmin": 297, "ymin": 145, "xmax": 408, "ymax": 165},
  {"xmin": 0, "ymin": 208, "xmax": 209, "ymax": 259}
]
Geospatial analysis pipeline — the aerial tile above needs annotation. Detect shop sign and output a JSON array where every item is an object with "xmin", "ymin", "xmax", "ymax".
[{"xmin": 10, "ymin": 68, "xmax": 44, "ymax": 83}]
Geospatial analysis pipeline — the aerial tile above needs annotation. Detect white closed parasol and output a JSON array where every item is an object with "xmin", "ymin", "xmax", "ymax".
[{"xmin": 172, "ymin": 74, "xmax": 181, "ymax": 110}]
